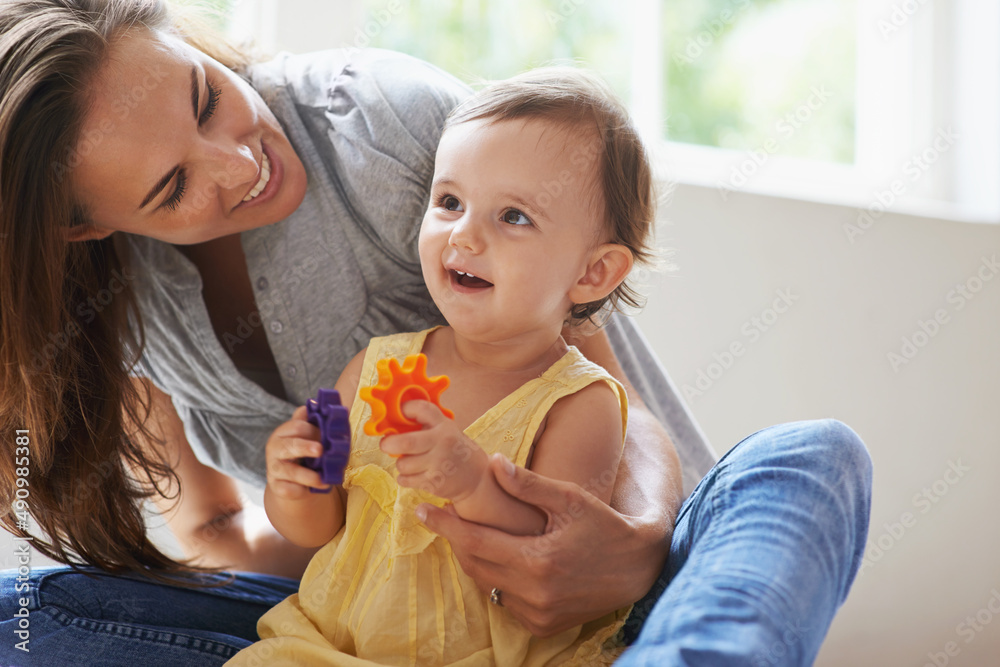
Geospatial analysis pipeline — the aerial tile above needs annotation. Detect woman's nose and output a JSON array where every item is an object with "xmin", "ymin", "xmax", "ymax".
[{"xmin": 197, "ymin": 138, "xmax": 259, "ymax": 191}]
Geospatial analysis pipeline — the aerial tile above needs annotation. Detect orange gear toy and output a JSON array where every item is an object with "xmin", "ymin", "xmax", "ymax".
[{"xmin": 359, "ymin": 353, "xmax": 454, "ymax": 440}]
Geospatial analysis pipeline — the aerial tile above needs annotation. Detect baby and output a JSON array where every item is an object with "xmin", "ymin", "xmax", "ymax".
[{"xmin": 227, "ymin": 66, "xmax": 655, "ymax": 666}]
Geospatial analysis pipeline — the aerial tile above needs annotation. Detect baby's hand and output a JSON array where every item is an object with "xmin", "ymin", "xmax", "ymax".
[
  {"xmin": 380, "ymin": 401, "xmax": 488, "ymax": 502},
  {"xmin": 266, "ymin": 405, "xmax": 331, "ymax": 499}
]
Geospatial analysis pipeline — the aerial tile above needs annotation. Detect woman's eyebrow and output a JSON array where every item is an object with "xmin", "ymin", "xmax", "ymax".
[{"xmin": 137, "ymin": 68, "xmax": 199, "ymax": 211}]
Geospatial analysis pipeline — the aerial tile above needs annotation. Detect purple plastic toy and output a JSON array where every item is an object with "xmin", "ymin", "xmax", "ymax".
[{"xmin": 300, "ymin": 388, "xmax": 351, "ymax": 493}]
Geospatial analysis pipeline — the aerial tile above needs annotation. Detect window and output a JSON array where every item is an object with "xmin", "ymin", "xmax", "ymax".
[
  {"xmin": 218, "ymin": 0, "xmax": 1000, "ymax": 223},
  {"xmin": 357, "ymin": 0, "xmax": 635, "ymax": 104},
  {"xmin": 662, "ymin": 0, "xmax": 856, "ymax": 164}
]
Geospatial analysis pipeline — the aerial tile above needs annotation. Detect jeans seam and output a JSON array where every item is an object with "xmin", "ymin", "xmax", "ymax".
[
  {"xmin": 39, "ymin": 606, "xmax": 244, "ymax": 657},
  {"xmin": 34, "ymin": 573, "xmax": 99, "ymax": 616},
  {"xmin": 675, "ymin": 441, "xmax": 734, "ymax": 529},
  {"xmin": 34, "ymin": 568, "xmax": 291, "ymax": 607},
  {"xmin": 661, "ymin": 462, "xmax": 733, "ymax": 614}
]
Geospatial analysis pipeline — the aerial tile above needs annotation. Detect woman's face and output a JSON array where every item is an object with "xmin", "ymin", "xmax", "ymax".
[{"xmin": 68, "ymin": 28, "xmax": 307, "ymax": 245}]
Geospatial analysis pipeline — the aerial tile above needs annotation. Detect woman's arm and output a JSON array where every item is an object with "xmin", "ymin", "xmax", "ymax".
[
  {"xmin": 133, "ymin": 379, "xmax": 319, "ymax": 578},
  {"xmin": 417, "ymin": 328, "xmax": 683, "ymax": 636}
]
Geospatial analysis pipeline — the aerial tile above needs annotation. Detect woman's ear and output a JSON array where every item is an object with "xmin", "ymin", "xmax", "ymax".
[
  {"xmin": 64, "ymin": 224, "xmax": 114, "ymax": 243},
  {"xmin": 568, "ymin": 243, "xmax": 634, "ymax": 305}
]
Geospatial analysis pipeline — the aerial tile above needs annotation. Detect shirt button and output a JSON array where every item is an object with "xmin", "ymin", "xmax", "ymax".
[
  {"xmin": 270, "ymin": 320, "xmax": 284, "ymax": 334},
  {"xmin": 286, "ymin": 365, "xmax": 297, "ymax": 377},
  {"xmin": 256, "ymin": 277, "xmax": 269, "ymax": 291}
]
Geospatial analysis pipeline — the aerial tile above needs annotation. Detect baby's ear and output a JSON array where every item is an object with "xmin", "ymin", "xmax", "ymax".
[
  {"xmin": 63, "ymin": 223, "xmax": 114, "ymax": 243},
  {"xmin": 568, "ymin": 243, "xmax": 634, "ymax": 305}
]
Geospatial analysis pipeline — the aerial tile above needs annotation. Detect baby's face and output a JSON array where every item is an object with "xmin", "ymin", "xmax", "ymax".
[{"xmin": 419, "ymin": 117, "xmax": 605, "ymax": 343}]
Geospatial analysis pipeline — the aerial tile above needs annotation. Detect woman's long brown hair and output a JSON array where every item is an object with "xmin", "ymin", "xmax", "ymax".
[{"xmin": 0, "ymin": 0, "xmax": 248, "ymax": 578}]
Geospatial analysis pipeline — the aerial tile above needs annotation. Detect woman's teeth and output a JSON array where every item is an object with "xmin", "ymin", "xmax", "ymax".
[{"xmin": 243, "ymin": 152, "xmax": 271, "ymax": 202}]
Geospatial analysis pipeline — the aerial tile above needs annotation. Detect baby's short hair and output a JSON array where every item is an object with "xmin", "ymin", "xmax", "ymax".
[{"xmin": 445, "ymin": 67, "xmax": 655, "ymax": 325}]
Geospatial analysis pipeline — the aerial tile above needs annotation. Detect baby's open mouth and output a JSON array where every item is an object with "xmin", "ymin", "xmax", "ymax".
[{"xmin": 452, "ymin": 270, "xmax": 493, "ymax": 289}]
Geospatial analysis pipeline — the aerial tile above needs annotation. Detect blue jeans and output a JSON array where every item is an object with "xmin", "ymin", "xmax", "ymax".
[
  {"xmin": 619, "ymin": 419, "xmax": 872, "ymax": 666},
  {"xmin": 0, "ymin": 419, "xmax": 871, "ymax": 666},
  {"xmin": 0, "ymin": 569, "xmax": 297, "ymax": 666}
]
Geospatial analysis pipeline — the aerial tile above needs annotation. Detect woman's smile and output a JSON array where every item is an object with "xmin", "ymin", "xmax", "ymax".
[
  {"xmin": 242, "ymin": 150, "xmax": 271, "ymax": 203},
  {"xmin": 236, "ymin": 142, "xmax": 285, "ymax": 210},
  {"xmin": 68, "ymin": 28, "xmax": 308, "ymax": 245}
]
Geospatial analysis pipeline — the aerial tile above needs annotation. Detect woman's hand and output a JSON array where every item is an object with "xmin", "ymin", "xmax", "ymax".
[{"xmin": 416, "ymin": 453, "xmax": 671, "ymax": 637}]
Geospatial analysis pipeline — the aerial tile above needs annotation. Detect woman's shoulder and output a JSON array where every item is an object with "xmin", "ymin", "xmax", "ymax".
[
  {"xmin": 248, "ymin": 48, "xmax": 469, "ymax": 135},
  {"xmin": 247, "ymin": 49, "xmax": 470, "ymax": 265}
]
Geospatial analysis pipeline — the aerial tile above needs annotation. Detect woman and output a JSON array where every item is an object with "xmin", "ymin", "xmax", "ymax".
[{"xmin": 0, "ymin": 1, "xmax": 872, "ymax": 665}]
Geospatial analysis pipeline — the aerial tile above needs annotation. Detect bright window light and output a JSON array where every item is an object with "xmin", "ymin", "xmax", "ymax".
[{"xmin": 663, "ymin": 0, "xmax": 856, "ymax": 165}]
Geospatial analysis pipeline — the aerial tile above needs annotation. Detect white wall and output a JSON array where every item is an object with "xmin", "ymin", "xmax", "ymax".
[
  {"xmin": 229, "ymin": 0, "xmax": 361, "ymax": 55},
  {"xmin": 634, "ymin": 182, "xmax": 1000, "ymax": 666}
]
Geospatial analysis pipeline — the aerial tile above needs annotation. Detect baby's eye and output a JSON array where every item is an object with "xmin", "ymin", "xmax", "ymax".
[
  {"xmin": 501, "ymin": 209, "xmax": 531, "ymax": 226},
  {"xmin": 438, "ymin": 194, "xmax": 464, "ymax": 212}
]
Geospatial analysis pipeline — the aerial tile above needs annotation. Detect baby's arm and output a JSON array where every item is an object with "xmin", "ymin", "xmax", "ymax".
[
  {"xmin": 518, "ymin": 381, "xmax": 624, "ymax": 506},
  {"xmin": 385, "ymin": 381, "xmax": 624, "ymax": 534},
  {"xmin": 263, "ymin": 351, "xmax": 365, "ymax": 548}
]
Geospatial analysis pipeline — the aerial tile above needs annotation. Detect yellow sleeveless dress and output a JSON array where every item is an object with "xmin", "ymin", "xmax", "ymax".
[{"xmin": 227, "ymin": 328, "xmax": 631, "ymax": 666}]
